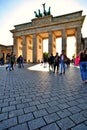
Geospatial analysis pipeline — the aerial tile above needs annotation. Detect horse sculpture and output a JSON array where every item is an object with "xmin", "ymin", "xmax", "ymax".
[
  {"xmin": 34, "ymin": 3, "xmax": 51, "ymax": 18},
  {"xmin": 47, "ymin": 7, "xmax": 51, "ymax": 15},
  {"xmin": 34, "ymin": 11, "xmax": 38, "ymax": 17},
  {"xmin": 38, "ymin": 9, "xmax": 42, "ymax": 17},
  {"xmin": 42, "ymin": 3, "xmax": 47, "ymax": 16}
]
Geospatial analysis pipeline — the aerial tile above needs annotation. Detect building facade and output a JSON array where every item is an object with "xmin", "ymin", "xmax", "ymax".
[
  {"xmin": 0, "ymin": 45, "xmax": 13, "ymax": 63},
  {"xmin": 11, "ymin": 10, "xmax": 85, "ymax": 62}
]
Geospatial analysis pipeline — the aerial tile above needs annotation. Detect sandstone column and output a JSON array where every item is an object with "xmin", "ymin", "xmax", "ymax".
[
  {"xmin": 22, "ymin": 35, "xmax": 27, "ymax": 62},
  {"xmin": 75, "ymin": 27, "xmax": 82, "ymax": 55},
  {"xmin": 62, "ymin": 29, "xmax": 67, "ymax": 54},
  {"xmin": 37, "ymin": 35, "xmax": 43, "ymax": 62},
  {"xmin": 33, "ymin": 34, "xmax": 37, "ymax": 62},
  {"xmin": 13, "ymin": 37, "xmax": 19, "ymax": 58},
  {"xmin": 26, "ymin": 36, "xmax": 33, "ymax": 62},
  {"xmin": 48, "ymin": 31, "xmax": 53, "ymax": 55},
  {"xmin": 53, "ymin": 33, "xmax": 56, "ymax": 56}
]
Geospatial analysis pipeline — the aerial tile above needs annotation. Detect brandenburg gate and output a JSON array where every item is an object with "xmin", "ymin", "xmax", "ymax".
[{"xmin": 10, "ymin": 4, "xmax": 85, "ymax": 62}]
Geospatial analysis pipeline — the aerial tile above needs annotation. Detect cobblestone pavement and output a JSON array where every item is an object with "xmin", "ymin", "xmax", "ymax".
[{"xmin": 0, "ymin": 64, "xmax": 87, "ymax": 130}]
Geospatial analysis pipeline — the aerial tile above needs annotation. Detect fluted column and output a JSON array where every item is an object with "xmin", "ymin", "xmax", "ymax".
[
  {"xmin": 22, "ymin": 35, "xmax": 27, "ymax": 61},
  {"xmin": 62, "ymin": 29, "xmax": 67, "ymax": 54},
  {"xmin": 33, "ymin": 34, "xmax": 37, "ymax": 62},
  {"xmin": 13, "ymin": 37, "xmax": 18, "ymax": 58},
  {"xmin": 0, "ymin": 47, "xmax": 3, "ymax": 58},
  {"xmin": 48, "ymin": 31, "xmax": 53, "ymax": 55},
  {"xmin": 75, "ymin": 27, "xmax": 82, "ymax": 55}
]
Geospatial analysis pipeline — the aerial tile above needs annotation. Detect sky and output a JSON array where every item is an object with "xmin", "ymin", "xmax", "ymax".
[{"xmin": 0, "ymin": 0, "xmax": 87, "ymax": 46}]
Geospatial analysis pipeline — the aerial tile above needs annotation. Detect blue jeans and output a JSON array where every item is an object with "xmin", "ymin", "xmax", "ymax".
[
  {"xmin": 6, "ymin": 63, "xmax": 11, "ymax": 70},
  {"xmin": 60, "ymin": 60, "xmax": 65, "ymax": 73},
  {"xmin": 80, "ymin": 62, "xmax": 87, "ymax": 81}
]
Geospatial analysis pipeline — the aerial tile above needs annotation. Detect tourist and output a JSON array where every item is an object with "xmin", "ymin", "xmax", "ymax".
[
  {"xmin": 6, "ymin": 53, "xmax": 11, "ymax": 71},
  {"xmin": 53, "ymin": 52, "xmax": 60, "ymax": 73},
  {"xmin": 80, "ymin": 48, "xmax": 87, "ymax": 83},
  {"xmin": 10, "ymin": 52, "xmax": 15, "ymax": 70},
  {"xmin": 17, "ymin": 55, "xmax": 24, "ymax": 68},
  {"xmin": 48, "ymin": 53, "xmax": 54, "ymax": 71},
  {"xmin": 60, "ymin": 50, "xmax": 67, "ymax": 74}
]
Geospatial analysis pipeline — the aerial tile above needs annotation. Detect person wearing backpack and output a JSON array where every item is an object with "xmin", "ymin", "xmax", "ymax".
[
  {"xmin": 80, "ymin": 48, "xmax": 87, "ymax": 83},
  {"xmin": 53, "ymin": 52, "xmax": 60, "ymax": 73}
]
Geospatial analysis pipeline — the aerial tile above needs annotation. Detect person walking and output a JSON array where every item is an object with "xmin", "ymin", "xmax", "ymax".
[
  {"xmin": 48, "ymin": 53, "xmax": 54, "ymax": 71},
  {"xmin": 80, "ymin": 48, "xmax": 87, "ymax": 83},
  {"xmin": 6, "ymin": 53, "xmax": 11, "ymax": 71},
  {"xmin": 60, "ymin": 50, "xmax": 67, "ymax": 74},
  {"xmin": 53, "ymin": 52, "xmax": 60, "ymax": 73},
  {"xmin": 10, "ymin": 52, "xmax": 15, "ymax": 70},
  {"xmin": 20, "ymin": 55, "xmax": 24, "ymax": 68}
]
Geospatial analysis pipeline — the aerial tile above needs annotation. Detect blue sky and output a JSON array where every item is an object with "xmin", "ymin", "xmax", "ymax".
[{"xmin": 0, "ymin": 0, "xmax": 87, "ymax": 45}]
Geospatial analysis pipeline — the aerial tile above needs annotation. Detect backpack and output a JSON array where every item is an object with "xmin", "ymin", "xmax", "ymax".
[{"xmin": 75, "ymin": 55, "xmax": 80, "ymax": 66}]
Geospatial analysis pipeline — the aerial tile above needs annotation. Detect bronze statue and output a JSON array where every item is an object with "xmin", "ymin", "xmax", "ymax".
[
  {"xmin": 34, "ymin": 11, "xmax": 39, "ymax": 17},
  {"xmin": 34, "ymin": 3, "xmax": 51, "ymax": 18},
  {"xmin": 38, "ymin": 9, "xmax": 42, "ymax": 17},
  {"xmin": 47, "ymin": 7, "xmax": 51, "ymax": 15},
  {"xmin": 42, "ymin": 3, "xmax": 47, "ymax": 16}
]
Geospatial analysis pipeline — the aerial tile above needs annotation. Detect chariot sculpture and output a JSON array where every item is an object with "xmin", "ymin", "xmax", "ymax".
[{"xmin": 34, "ymin": 3, "xmax": 51, "ymax": 18}]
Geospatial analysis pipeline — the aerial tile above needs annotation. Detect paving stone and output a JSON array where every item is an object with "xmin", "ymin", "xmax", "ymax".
[
  {"xmin": 84, "ymin": 121, "xmax": 87, "ymax": 125},
  {"xmin": 44, "ymin": 113, "xmax": 60, "ymax": 124},
  {"xmin": 66, "ymin": 96, "xmax": 75, "ymax": 101},
  {"xmin": 0, "ymin": 117, "xmax": 17, "ymax": 129},
  {"xmin": 36, "ymin": 103, "xmax": 49, "ymax": 110},
  {"xmin": 9, "ymin": 123, "xmax": 28, "ymax": 130},
  {"xmin": 33, "ymin": 109, "xmax": 48, "ymax": 118},
  {"xmin": 68, "ymin": 106, "xmax": 82, "ymax": 114},
  {"xmin": 10, "ymin": 100, "xmax": 21, "ymax": 105},
  {"xmin": 16, "ymin": 102, "xmax": 29, "ymax": 109},
  {"xmin": 80, "ymin": 110, "xmax": 87, "ymax": 117},
  {"xmin": 57, "ymin": 103, "xmax": 70, "ymax": 110},
  {"xmin": 67, "ymin": 100, "xmax": 79, "ymax": 106},
  {"xmin": 24, "ymin": 106, "xmax": 37, "ymax": 113},
  {"xmin": 50, "ymin": 96, "xmax": 59, "ymax": 101},
  {"xmin": 18, "ymin": 113, "xmax": 34, "ymax": 123},
  {"xmin": 48, "ymin": 100, "xmax": 58, "ymax": 106},
  {"xmin": 0, "ymin": 112, "xmax": 8, "ymax": 121},
  {"xmin": 46, "ymin": 106, "xmax": 60, "ymax": 114},
  {"xmin": 71, "ymin": 124, "xmax": 87, "ymax": 130},
  {"xmin": 57, "ymin": 117, "xmax": 75, "ymax": 130},
  {"xmin": 76, "ymin": 98, "xmax": 85, "ymax": 103},
  {"xmin": 78, "ymin": 103, "xmax": 87, "ymax": 110},
  {"xmin": 0, "ymin": 107, "xmax": 1, "ymax": 113},
  {"xmin": 0, "ymin": 102, "xmax": 9, "ymax": 107},
  {"xmin": 9, "ymin": 109, "xmax": 24, "ymax": 118},
  {"xmin": 4, "ymin": 97, "xmax": 15, "ymax": 102},
  {"xmin": 70, "ymin": 113, "xmax": 86, "ymax": 124},
  {"xmin": 2, "ymin": 105, "xmax": 16, "ymax": 112},
  {"xmin": 29, "ymin": 100, "xmax": 40, "ymax": 106},
  {"xmin": 41, "ymin": 123, "xmax": 60, "ymax": 130},
  {"xmin": 57, "ymin": 109, "xmax": 72, "ymax": 118},
  {"xmin": 28, "ymin": 117, "xmax": 46, "ymax": 130},
  {"xmin": 40, "ymin": 98, "xmax": 50, "ymax": 103},
  {"xmin": 22, "ymin": 97, "xmax": 32, "ymax": 102}
]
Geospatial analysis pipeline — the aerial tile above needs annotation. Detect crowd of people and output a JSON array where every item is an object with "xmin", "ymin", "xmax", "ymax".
[
  {"xmin": 3, "ymin": 48, "xmax": 87, "ymax": 84},
  {"xmin": 6, "ymin": 52, "xmax": 24, "ymax": 71},
  {"xmin": 42, "ymin": 48, "xmax": 87, "ymax": 83},
  {"xmin": 43, "ymin": 50, "xmax": 70, "ymax": 74}
]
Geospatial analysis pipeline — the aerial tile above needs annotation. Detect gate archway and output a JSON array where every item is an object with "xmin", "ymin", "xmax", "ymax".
[{"xmin": 11, "ymin": 9, "xmax": 85, "ymax": 62}]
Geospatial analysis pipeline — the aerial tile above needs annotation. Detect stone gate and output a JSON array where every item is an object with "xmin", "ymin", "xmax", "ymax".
[{"xmin": 10, "ymin": 10, "xmax": 85, "ymax": 62}]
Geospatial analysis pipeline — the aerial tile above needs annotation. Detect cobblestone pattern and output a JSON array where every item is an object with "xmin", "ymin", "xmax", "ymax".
[{"xmin": 0, "ymin": 64, "xmax": 87, "ymax": 130}]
